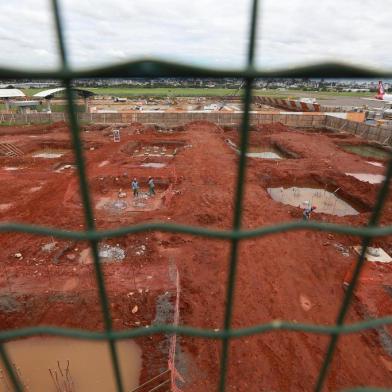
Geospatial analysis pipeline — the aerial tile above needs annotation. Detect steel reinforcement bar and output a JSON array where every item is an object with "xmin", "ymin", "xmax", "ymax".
[{"xmin": 0, "ymin": 0, "xmax": 392, "ymax": 391}]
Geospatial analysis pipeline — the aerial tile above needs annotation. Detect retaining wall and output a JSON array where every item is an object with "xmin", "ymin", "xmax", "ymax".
[
  {"xmin": 0, "ymin": 111, "xmax": 327, "ymax": 128},
  {"xmin": 325, "ymin": 116, "xmax": 392, "ymax": 146}
]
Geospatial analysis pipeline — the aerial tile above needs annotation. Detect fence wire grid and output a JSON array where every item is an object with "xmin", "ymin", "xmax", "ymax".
[{"xmin": 1, "ymin": 0, "xmax": 392, "ymax": 391}]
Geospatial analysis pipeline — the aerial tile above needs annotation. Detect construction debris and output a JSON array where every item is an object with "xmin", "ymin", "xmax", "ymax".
[
  {"xmin": 354, "ymin": 246, "xmax": 392, "ymax": 263},
  {"xmin": 99, "ymin": 244, "xmax": 125, "ymax": 261}
]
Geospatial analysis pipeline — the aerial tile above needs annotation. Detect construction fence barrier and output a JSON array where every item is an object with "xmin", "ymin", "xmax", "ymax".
[{"xmin": 1, "ymin": 111, "xmax": 391, "ymax": 145}]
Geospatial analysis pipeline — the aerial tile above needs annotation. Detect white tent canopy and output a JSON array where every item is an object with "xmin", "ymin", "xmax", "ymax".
[
  {"xmin": 0, "ymin": 89, "xmax": 25, "ymax": 98},
  {"xmin": 34, "ymin": 87, "xmax": 94, "ymax": 98},
  {"xmin": 33, "ymin": 87, "xmax": 66, "ymax": 98}
]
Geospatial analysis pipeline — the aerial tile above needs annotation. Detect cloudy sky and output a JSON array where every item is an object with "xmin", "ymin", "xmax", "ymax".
[{"xmin": 0, "ymin": 0, "xmax": 391, "ymax": 71}]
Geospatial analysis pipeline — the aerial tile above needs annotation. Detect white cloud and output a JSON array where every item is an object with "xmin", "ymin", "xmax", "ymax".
[
  {"xmin": 0, "ymin": 0, "xmax": 391, "ymax": 71},
  {"xmin": 258, "ymin": 0, "xmax": 392, "ymax": 69},
  {"xmin": 34, "ymin": 49, "xmax": 51, "ymax": 57},
  {"xmin": 0, "ymin": 0, "xmax": 58, "ymax": 69}
]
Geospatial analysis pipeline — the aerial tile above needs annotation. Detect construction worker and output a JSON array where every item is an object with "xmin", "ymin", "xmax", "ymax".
[
  {"xmin": 131, "ymin": 178, "xmax": 139, "ymax": 197},
  {"xmin": 148, "ymin": 176, "xmax": 156, "ymax": 196},
  {"xmin": 303, "ymin": 205, "xmax": 317, "ymax": 220}
]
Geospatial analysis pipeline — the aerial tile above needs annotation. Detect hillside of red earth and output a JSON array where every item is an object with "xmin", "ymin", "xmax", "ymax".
[{"xmin": 0, "ymin": 121, "xmax": 391, "ymax": 391}]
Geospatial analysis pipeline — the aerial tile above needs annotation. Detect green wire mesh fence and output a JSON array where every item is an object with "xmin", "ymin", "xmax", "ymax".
[{"xmin": 0, "ymin": 0, "xmax": 392, "ymax": 391}]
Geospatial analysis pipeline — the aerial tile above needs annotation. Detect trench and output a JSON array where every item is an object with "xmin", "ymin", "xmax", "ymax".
[{"xmin": 267, "ymin": 186, "xmax": 359, "ymax": 217}]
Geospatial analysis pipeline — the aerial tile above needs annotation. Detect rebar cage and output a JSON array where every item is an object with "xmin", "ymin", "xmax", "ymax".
[{"xmin": 1, "ymin": 0, "xmax": 392, "ymax": 391}]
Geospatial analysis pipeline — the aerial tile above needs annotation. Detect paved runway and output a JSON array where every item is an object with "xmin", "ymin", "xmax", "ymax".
[{"xmin": 317, "ymin": 96, "xmax": 392, "ymax": 109}]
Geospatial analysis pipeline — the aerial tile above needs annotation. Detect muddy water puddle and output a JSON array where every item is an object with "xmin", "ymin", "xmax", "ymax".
[
  {"xmin": 340, "ymin": 144, "xmax": 391, "ymax": 160},
  {"xmin": 0, "ymin": 337, "xmax": 141, "ymax": 392},
  {"xmin": 346, "ymin": 173, "xmax": 385, "ymax": 184},
  {"xmin": 267, "ymin": 187, "xmax": 359, "ymax": 216}
]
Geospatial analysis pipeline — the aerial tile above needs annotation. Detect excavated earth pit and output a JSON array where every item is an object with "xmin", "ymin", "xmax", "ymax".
[
  {"xmin": 29, "ymin": 141, "xmax": 75, "ymax": 159},
  {"xmin": 124, "ymin": 153, "xmax": 174, "ymax": 169},
  {"xmin": 1, "ymin": 337, "xmax": 142, "ymax": 392},
  {"xmin": 244, "ymin": 145, "xmax": 286, "ymax": 159},
  {"xmin": 226, "ymin": 138, "xmax": 296, "ymax": 159},
  {"xmin": 2, "ymin": 121, "xmax": 392, "ymax": 391},
  {"xmin": 122, "ymin": 140, "xmax": 187, "ymax": 158},
  {"xmin": 267, "ymin": 186, "xmax": 361, "ymax": 217},
  {"xmin": 93, "ymin": 177, "xmax": 172, "ymax": 214},
  {"xmin": 63, "ymin": 175, "xmax": 174, "ymax": 215},
  {"xmin": 95, "ymin": 190, "xmax": 168, "ymax": 213},
  {"xmin": 338, "ymin": 143, "xmax": 392, "ymax": 160}
]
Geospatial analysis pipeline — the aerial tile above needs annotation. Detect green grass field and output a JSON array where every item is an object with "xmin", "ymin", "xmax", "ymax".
[
  {"xmin": 21, "ymin": 88, "xmax": 45, "ymax": 96},
  {"xmin": 50, "ymin": 104, "xmax": 85, "ymax": 112},
  {"xmin": 21, "ymin": 87, "xmax": 374, "ymax": 99}
]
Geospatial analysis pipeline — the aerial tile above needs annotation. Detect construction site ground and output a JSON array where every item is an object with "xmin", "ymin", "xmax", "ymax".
[{"xmin": 0, "ymin": 120, "xmax": 391, "ymax": 391}]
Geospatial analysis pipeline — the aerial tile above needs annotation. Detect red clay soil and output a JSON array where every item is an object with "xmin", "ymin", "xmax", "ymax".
[{"xmin": 0, "ymin": 121, "xmax": 392, "ymax": 391}]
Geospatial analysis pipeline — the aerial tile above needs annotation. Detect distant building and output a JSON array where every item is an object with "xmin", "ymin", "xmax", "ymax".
[{"xmin": 342, "ymin": 88, "xmax": 370, "ymax": 92}]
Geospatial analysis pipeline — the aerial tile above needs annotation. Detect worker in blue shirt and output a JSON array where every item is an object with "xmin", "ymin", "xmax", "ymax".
[
  {"xmin": 131, "ymin": 178, "xmax": 139, "ymax": 197},
  {"xmin": 303, "ymin": 205, "xmax": 316, "ymax": 220}
]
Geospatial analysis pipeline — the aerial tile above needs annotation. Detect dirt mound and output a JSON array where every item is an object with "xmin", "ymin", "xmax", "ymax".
[
  {"xmin": 0, "ymin": 121, "xmax": 69, "ymax": 136},
  {"xmin": 81, "ymin": 124, "xmax": 107, "ymax": 132},
  {"xmin": 44, "ymin": 121, "xmax": 67, "ymax": 130},
  {"xmin": 252, "ymin": 122, "xmax": 292, "ymax": 134}
]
